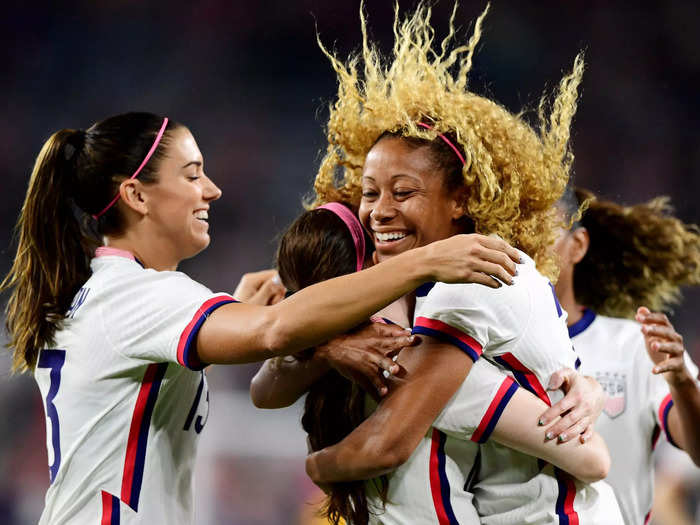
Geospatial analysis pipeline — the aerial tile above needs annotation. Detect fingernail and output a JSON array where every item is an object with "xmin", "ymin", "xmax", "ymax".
[
  {"xmin": 380, "ymin": 386, "xmax": 388, "ymax": 396},
  {"xmin": 580, "ymin": 436, "xmax": 587, "ymax": 443},
  {"xmin": 390, "ymin": 364, "xmax": 399, "ymax": 374},
  {"xmin": 392, "ymin": 355, "xmax": 399, "ymax": 362},
  {"xmin": 546, "ymin": 432, "xmax": 554, "ymax": 441},
  {"xmin": 653, "ymin": 367, "xmax": 659, "ymax": 373},
  {"xmin": 538, "ymin": 419, "xmax": 545, "ymax": 426},
  {"xmin": 407, "ymin": 335, "xmax": 415, "ymax": 344},
  {"xmin": 514, "ymin": 267, "xmax": 519, "ymax": 276},
  {"xmin": 519, "ymin": 256, "xmax": 525, "ymax": 263},
  {"xmin": 382, "ymin": 370, "xmax": 390, "ymax": 379},
  {"xmin": 272, "ymin": 274, "xmax": 281, "ymax": 285},
  {"xmin": 558, "ymin": 434, "xmax": 567, "ymax": 443}
]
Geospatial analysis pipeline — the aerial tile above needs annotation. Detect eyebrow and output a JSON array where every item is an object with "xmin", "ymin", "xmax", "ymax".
[
  {"xmin": 181, "ymin": 160, "xmax": 202, "ymax": 169},
  {"xmin": 362, "ymin": 173, "xmax": 422, "ymax": 182}
]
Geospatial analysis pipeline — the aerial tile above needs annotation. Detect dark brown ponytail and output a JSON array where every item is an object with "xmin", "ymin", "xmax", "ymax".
[
  {"xmin": 2, "ymin": 113, "xmax": 180, "ymax": 372},
  {"xmin": 276, "ymin": 207, "xmax": 386, "ymax": 525}
]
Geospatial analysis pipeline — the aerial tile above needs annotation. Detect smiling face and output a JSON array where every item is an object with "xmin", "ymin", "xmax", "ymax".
[
  {"xmin": 141, "ymin": 127, "xmax": 222, "ymax": 262},
  {"xmin": 358, "ymin": 136, "xmax": 466, "ymax": 263}
]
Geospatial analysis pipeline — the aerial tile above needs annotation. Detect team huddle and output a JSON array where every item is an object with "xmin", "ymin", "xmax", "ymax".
[{"xmin": 2, "ymin": 3, "xmax": 699, "ymax": 525}]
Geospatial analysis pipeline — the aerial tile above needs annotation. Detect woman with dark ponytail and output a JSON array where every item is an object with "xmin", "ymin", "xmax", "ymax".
[
  {"xmin": 1, "ymin": 112, "xmax": 521, "ymax": 524},
  {"xmin": 553, "ymin": 187, "xmax": 700, "ymax": 525}
]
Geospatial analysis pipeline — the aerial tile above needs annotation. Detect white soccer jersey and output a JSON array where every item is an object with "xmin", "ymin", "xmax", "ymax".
[
  {"xmin": 570, "ymin": 310, "xmax": 700, "ymax": 525},
  {"xmin": 411, "ymin": 252, "xmax": 623, "ymax": 524},
  {"xmin": 34, "ymin": 248, "xmax": 237, "ymax": 524},
  {"xmin": 364, "ymin": 358, "xmax": 518, "ymax": 525}
]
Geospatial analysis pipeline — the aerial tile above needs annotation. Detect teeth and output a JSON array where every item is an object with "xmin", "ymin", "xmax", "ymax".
[
  {"xmin": 195, "ymin": 211, "xmax": 208, "ymax": 220},
  {"xmin": 375, "ymin": 231, "xmax": 407, "ymax": 242}
]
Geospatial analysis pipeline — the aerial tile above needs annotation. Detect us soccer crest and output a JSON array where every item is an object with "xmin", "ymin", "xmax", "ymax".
[{"xmin": 596, "ymin": 371, "xmax": 626, "ymax": 418}]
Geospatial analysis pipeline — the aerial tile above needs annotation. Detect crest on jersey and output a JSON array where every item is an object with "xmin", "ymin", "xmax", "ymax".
[{"xmin": 596, "ymin": 371, "xmax": 626, "ymax": 418}]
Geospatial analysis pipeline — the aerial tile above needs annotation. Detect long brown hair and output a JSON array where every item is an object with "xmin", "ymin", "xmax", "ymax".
[
  {"xmin": 560, "ymin": 187, "xmax": 700, "ymax": 318},
  {"xmin": 276, "ymin": 207, "xmax": 386, "ymax": 525},
  {"xmin": 2, "ymin": 112, "xmax": 181, "ymax": 372}
]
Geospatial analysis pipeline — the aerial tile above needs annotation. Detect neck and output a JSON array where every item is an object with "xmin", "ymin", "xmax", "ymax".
[
  {"xmin": 104, "ymin": 227, "xmax": 180, "ymax": 271},
  {"xmin": 555, "ymin": 279, "xmax": 585, "ymax": 327},
  {"xmin": 375, "ymin": 294, "xmax": 415, "ymax": 328}
]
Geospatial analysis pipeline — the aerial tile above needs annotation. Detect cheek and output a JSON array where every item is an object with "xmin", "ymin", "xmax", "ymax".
[{"xmin": 358, "ymin": 201, "xmax": 372, "ymax": 231}]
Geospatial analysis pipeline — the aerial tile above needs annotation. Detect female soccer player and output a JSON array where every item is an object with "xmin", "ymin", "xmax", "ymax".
[
  {"xmin": 254, "ymin": 4, "xmax": 622, "ymax": 524},
  {"xmin": 259, "ymin": 202, "xmax": 615, "ymax": 525},
  {"xmin": 0, "ymin": 112, "xmax": 521, "ymax": 524},
  {"xmin": 554, "ymin": 187, "xmax": 700, "ymax": 524}
]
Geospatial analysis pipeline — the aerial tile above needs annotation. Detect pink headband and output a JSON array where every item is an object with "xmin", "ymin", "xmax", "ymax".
[
  {"xmin": 417, "ymin": 122, "xmax": 466, "ymax": 165},
  {"xmin": 318, "ymin": 202, "xmax": 366, "ymax": 272},
  {"xmin": 92, "ymin": 117, "xmax": 169, "ymax": 220}
]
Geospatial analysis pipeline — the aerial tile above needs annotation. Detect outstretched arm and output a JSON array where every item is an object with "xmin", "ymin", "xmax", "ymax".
[
  {"xmin": 638, "ymin": 307, "xmax": 700, "ymax": 466},
  {"xmin": 197, "ymin": 234, "xmax": 520, "ymax": 364}
]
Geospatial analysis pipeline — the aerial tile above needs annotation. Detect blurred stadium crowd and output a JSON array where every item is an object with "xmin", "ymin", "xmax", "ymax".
[{"xmin": 1, "ymin": 1, "xmax": 699, "ymax": 523}]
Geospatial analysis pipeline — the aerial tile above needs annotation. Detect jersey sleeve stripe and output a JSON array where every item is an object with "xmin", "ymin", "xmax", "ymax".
[
  {"xmin": 121, "ymin": 362, "xmax": 168, "ymax": 511},
  {"xmin": 101, "ymin": 491, "xmax": 120, "ymax": 525},
  {"xmin": 554, "ymin": 467, "xmax": 580, "ymax": 525},
  {"xmin": 493, "ymin": 353, "xmax": 551, "ymax": 406},
  {"xmin": 657, "ymin": 393, "xmax": 678, "ymax": 448},
  {"xmin": 471, "ymin": 377, "xmax": 519, "ymax": 444},
  {"xmin": 429, "ymin": 429, "xmax": 460, "ymax": 525},
  {"xmin": 413, "ymin": 317, "xmax": 483, "ymax": 362},
  {"xmin": 176, "ymin": 295, "xmax": 238, "ymax": 370}
]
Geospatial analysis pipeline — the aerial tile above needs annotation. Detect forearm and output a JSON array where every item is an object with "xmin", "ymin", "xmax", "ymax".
[
  {"xmin": 667, "ymin": 375, "xmax": 700, "ymax": 465},
  {"xmin": 493, "ymin": 389, "xmax": 610, "ymax": 483},
  {"xmin": 306, "ymin": 428, "xmax": 401, "ymax": 483},
  {"xmin": 250, "ymin": 355, "xmax": 329, "ymax": 409}
]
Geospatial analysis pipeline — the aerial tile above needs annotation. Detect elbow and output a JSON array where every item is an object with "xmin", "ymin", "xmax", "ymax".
[
  {"xmin": 261, "ymin": 308, "xmax": 294, "ymax": 357},
  {"xmin": 578, "ymin": 446, "xmax": 610, "ymax": 483},
  {"xmin": 365, "ymin": 435, "xmax": 413, "ymax": 474},
  {"xmin": 249, "ymin": 374, "xmax": 273, "ymax": 409},
  {"xmin": 249, "ymin": 367, "xmax": 294, "ymax": 409}
]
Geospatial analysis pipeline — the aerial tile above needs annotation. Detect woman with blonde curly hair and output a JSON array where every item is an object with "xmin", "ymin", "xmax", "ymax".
[
  {"xmin": 253, "ymin": 3, "xmax": 624, "ymax": 524},
  {"xmin": 555, "ymin": 187, "xmax": 700, "ymax": 525}
]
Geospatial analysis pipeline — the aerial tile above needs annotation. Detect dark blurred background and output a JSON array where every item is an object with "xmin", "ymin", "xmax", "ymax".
[{"xmin": 1, "ymin": 1, "xmax": 699, "ymax": 523}]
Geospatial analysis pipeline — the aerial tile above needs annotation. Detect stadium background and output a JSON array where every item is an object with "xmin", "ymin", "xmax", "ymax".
[{"xmin": 1, "ymin": 1, "xmax": 699, "ymax": 523}]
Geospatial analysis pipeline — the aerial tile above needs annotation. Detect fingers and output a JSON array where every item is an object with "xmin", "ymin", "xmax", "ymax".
[
  {"xmin": 538, "ymin": 393, "xmax": 578, "ymax": 427},
  {"xmin": 549, "ymin": 412, "xmax": 591, "ymax": 444},
  {"xmin": 635, "ymin": 309, "xmax": 671, "ymax": 327},
  {"xmin": 653, "ymin": 357, "xmax": 685, "ymax": 374},
  {"xmin": 462, "ymin": 271, "xmax": 504, "ymax": 289},
  {"xmin": 579, "ymin": 425, "xmax": 594, "ymax": 444},
  {"xmin": 470, "ymin": 260, "xmax": 515, "ymax": 286},
  {"xmin": 649, "ymin": 340, "xmax": 684, "ymax": 357},
  {"xmin": 547, "ymin": 368, "xmax": 576, "ymax": 391},
  {"xmin": 233, "ymin": 269, "xmax": 281, "ymax": 301},
  {"xmin": 479, "ymin": 235, "xmax": 522, "ymax": 266},
  {"xmin": 641, "ymin": 323, "xmax": 682, "ymax": 342},
  {"xmin": 250, "ymin": 276, "xmax": 287, "ymax": 306}
]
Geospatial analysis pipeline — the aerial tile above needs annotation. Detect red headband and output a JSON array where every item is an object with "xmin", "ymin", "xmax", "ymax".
[
  {"xmin": 417, "ymin": 122, "xmax": 466, "ymax": 165},
  {"xmin": 93, "ymin": 117, "xmax": 169, "ymax": 220},
  {"xmin": 318, "ymin": 202, "xmax": 366, "ymax": 272}
]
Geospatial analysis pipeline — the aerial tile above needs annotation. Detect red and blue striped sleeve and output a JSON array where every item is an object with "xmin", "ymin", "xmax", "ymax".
[
  {"xmin": 470, "ymin": 376, "xmax": 519, "ymax": 443},
  {"xmin": 176, "ymin": 294, "xmax": 238, "ymax": 370},
  {"xmin": 413, "ymin": 316, "xmax": 484, "ymax": 362},
  {"xmin": 657, "ymin": 393, "xmax": 679, "ymax": 448}
]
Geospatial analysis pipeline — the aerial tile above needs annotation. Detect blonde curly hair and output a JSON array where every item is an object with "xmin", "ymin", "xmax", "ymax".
[
  {"xmin": 570, "ymin": 188, "xmax": 700, "ymax": 318},
  {"xmin": 311, "ymin": 2, "xmax": 584, "ymax": 280}
]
